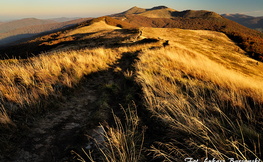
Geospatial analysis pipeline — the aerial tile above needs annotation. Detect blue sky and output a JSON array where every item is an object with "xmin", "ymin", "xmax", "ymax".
[{"xmin": 0, "ymin": 0, "xmax": 263, "ymax": 21}]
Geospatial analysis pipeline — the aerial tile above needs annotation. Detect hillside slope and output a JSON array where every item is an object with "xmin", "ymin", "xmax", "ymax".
[
  {"xmin": 0, "ymin": 18, "xmax": 262, "ymax": 161},
  {"xmin": 0, "ymin": 18, "xmax": 56, "ymax": 34},
  {"xmin": 113, "ymin": 6, "xmax": 147, "ymax": 16},
  {"xmin": 0, "ymin": 16, "xmax": 133, "ymax": 59},
  {"xmin": 120, "ymin": 14, "xmax": 263, "ymax": 61},
  {"xmin": 0, "ymin": 18, "xmax": 91, "ymax": 46},
  {"xmin": 111, "ymin": 5, "xmax": 222, "ymax": 19},
  {"xmin": 135, "ymin": 27, "xmax": 263, "ymax": 160},
  {"xmin": 2, "ymin": 9, "xmax": 262, "ymax": 61},
  {"xmin": 111, "ymin": 6, "xmax": 263, "ymax": 61},
  {"xmin": 47, "ymin": 17, "xmax": 82, "ymax": 22}
]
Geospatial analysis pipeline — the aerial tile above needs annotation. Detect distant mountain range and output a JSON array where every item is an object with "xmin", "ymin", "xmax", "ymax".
[
  {"xmin": 221, "ymin": 13, "xmax": 263, "ymax": 32},
  {"xmin": 0, "ymin": 18, "xmax": 56, "ymax": 34},
  {"xmin": 0, "ymin": 17, "xmax": 91, "ymax": 46},
  {"xmin": 47, "ymin": 17, "xmax": 82, "ymax": 22}
]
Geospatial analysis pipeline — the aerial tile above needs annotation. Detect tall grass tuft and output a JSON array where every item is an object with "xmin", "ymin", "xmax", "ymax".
[
  {"xmin": 0, "ymin": 105, "xmax": 13, "ymax": 126},
  {"xmin": 74, "ymin": 103, "xmax": 145, "ymax": 162}
]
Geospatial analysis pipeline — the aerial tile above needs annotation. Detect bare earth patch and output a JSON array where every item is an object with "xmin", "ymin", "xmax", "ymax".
[{"xmin": 9, "ymin": 82, "xmax": 98, "ymax": 162}]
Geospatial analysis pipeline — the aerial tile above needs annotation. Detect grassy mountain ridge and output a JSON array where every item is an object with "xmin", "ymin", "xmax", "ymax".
[
  {"xmin": 139, "ymin": 8, "xmax": 176, "ymax": 18},
  {"xmin": 119, "ymin": 14, "xmax": 263, "ymax": 61},
  {"xmin": 111, "ymin": 5, "xmax": 222, "ymax": 19},
  {"xmin": 117, "ymin": 6, "xmax": 147, "ymax": 15},
  {"xmin": 2, "ymin": 7, "xmax": 262, "ymax": 61},
  {"xmin": 0, "ymin": 17, "xmax": 262, "ymax": 160},
  {"xmin": 1, "ymin": 9, "xmax": 263, "ymax": 63},
  {"xmin": 110, "ymin": 6, "xmax": 263, "ymax": 61},
  {"xmin": 174, "ymin": 9, "xmax": 222, "ymax": 18},
  {"xmin": 0, "ymin": 16, "xmax": 134, "ymax": 59},
  {"xmin": 2, "ymin": 14, "xmax": 263, "ymax": 62},
  {"xmin": 110, "ymin": 6, "xmax": 176, "ymax": 17}
]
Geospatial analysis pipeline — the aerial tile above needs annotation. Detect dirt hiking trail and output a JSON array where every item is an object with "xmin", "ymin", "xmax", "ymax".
[{"xmin": 3, "ymin": 46, "xmax": 141, "ymax": 162}]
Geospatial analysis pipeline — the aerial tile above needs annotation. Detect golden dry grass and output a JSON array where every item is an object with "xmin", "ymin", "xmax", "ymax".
[
  {"xmin": 0, "ymin": 105, "xmax": 13, "ymax": 125},
  {"xmin": 1, "ymin": 23, "xmax": 263, "ymax": 160},
  {"xmin": 0, "ymin": 23, "xmax": 143, "ymax": 125},
  {"xmin": 0, "ymin": 47, "xmax": 121, "ymax": 124},
  {"xmin": 72, "ymin": 103, "xmax": 145, "ymax": 162},
  {"xmin": 0, "ymin": 39, "xmax": 163, "ymax": 125},
  {"xmin": 66, "ymin": 20, "xmax": 121, "ymax": 36},
  {"xmin": 139, "ymin": 47, "xmax": 263, "ymax": 102},
  {"xmin": 139, "ymin": 8, "xmax": 176, "ymax": 18},
  {"xmin": 80, "ymin": 27, "xmax": 263, "ymax": 160},
  {"xmin": 135, "ymin": 37, "xmax": 263, "ymax": 160},
  {"xmin": 92, "ymin": 104, "xmax": 144, "ymax": 162},
  {"xmin": 141, "ymin": 27, "xmax": 263, "ymax": 77}
]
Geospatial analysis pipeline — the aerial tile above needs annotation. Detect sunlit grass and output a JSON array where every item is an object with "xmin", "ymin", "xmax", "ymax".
[
  {"xmin": 0, "ymin": 47, "xmax": 121, "ymax": 124},
  {"xmin": 135, "ymin": 46, "xmax": 263, "ymax": 160},
  {"xmin": 1, "ymin": 24, "xmax": 263, "ymax": 161},
  {"xmin": 0, "ymin": 40, "xmax": 162, "ymax": 125}
]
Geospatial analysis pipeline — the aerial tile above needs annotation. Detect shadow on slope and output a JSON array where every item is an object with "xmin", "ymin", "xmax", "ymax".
[
  {"xmin": 0, "ymin": 38, "xmax": 153, "ymax": 161},
  {"xmin": 0, "ymin": 33, "xmax": 35, "ymax": 46},
  {"xmin": 0, "ymin": 29, "xmax": 141, "ymax": 59},
  {"xmin": 0, "ymin": 17, "xmax": 135, "ymax": 59}
]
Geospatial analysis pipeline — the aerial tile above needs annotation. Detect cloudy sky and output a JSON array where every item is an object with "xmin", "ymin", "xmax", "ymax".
[{"xmin": 1, "ymin": 0, "xmax": 263, "ymax": 21}]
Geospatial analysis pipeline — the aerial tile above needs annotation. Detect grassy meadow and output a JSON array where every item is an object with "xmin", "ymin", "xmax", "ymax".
[
  {"xmin": 74, "ymin": 27, "xmax": 263, "ymax": 161},
  {"xmin": 134, "ymin": 28, "xmax": 263, "ymax": 161},
  {"xmin": 136, "ymin": 47, "xmax": 263, "ymax": 160},
  {"xmin": 0, "ymin": 48, "xmax": 121, "ymax": 124},
  {"xmin": 0, "ymin": 21, "xmax": 263, "ymax": 161}
]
